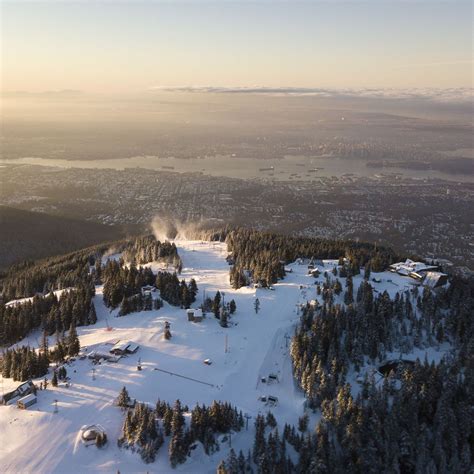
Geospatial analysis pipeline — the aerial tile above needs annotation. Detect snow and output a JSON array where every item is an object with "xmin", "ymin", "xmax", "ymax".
[
  {"xmin": 389, "ymin": 259, "xmax": 438, "ymax": 276},
  {"xmin": 0, "ymin": 240, "xmax": 444, "ymax": 473},
  {"xmin": 5, "ymin": 288, "xmax": 75, "ymax": 307}
]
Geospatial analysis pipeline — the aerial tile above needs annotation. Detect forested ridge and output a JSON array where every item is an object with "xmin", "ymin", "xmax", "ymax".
[
  {"xmin": 214, "ymin": 228, "xmax": 474, "ymax": 473},
  {"xmin": 224, "ymin": 228, "xmax": 401, "ymax": 288},
  {"xmin": 0, "ymin": 235, "xmax": 183, "ymax": 345},
  {"xmin": 0, "ymin": 233, "xmax": 190, "ymax": 386},
  {"xmin": 0, "ymin": 242, "xmax": 104, "ymax": 345},
  {"xmin": 0, "ymin": 243, "xmax": 105, "ymax": 302},
  {"xmin": 0, "ymin": 285, "xmax": 96, "ymax": 346},
  {"xmin": 218, "ymin": 274, "xmax": 474, "ymax": 474},
  {"xmin": 0, "ymin": 234, "xmax": 180, "ymax": 301}
]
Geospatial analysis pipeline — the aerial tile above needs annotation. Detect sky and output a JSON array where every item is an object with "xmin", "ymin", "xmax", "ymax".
[{"xmin": 1, "ymin": 0, "xmax": 473, "ymax": 93}]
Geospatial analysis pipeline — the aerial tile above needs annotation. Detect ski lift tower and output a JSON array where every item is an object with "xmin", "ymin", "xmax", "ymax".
[
  {"xmin": 244, "ymin": 413, "xmax": 252, "ymax": 430},
  {"xmin": 105, "ymin": 316, "xmax": 113, "ymax": 332}
]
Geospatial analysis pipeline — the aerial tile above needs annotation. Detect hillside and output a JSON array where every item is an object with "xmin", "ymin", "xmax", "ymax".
[
  {"xmin": 0, "ymin": 234, "xmax": 471, "ymax": 473},
  {"xmin": 0, "ymin": 206, "xmax": 129, "ymax": 270}
]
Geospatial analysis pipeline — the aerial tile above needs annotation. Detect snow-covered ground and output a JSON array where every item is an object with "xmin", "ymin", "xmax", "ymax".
[
  {"xmin": 0, "ymin": 240, "xmax": 447, "ymax": 473},
  {"xmin": 5, "ymin": 288, "xmax": 75, "ymax": 307}
]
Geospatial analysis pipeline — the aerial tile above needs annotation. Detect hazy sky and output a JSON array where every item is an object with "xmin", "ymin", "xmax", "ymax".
[{"xmin": 2, "ymin": 0, "xmax": 473, "ymax": 93}]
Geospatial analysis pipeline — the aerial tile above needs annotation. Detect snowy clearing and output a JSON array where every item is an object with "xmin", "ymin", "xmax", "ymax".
[{"xmin": 0, "ymin": 240, "xmax": 444, "ymax": 473}]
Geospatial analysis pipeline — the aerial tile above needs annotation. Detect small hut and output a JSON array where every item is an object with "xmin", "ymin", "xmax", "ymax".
[
  {"xmin": 186, "ymin": 308, "xmax": 203, "ymax": 322},
  {"xmin": 17, "ymin": 393, "xmax": 37, "ymax": 409}
]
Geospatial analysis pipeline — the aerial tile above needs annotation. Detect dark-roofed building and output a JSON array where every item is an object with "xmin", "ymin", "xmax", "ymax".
[
  {"xmin": 0, "ymin": 380, "xmax": 35, "ymax": 406},
  {"xmin": 109, "ymin": 340, "xmax": 139, "ymax": 355},
  {"xmin": 423, "ymin": 271, "xmax": 448, "ymax": 289}
]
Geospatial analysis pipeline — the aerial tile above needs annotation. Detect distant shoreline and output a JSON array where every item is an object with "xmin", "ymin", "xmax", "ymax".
[
  {"xmin": 366, "ymin": 156, "xmax": 474, "ymax": 175},
  {"xmin": 2, "ymin": 154, "xmax": 473, "ymax": 183}
]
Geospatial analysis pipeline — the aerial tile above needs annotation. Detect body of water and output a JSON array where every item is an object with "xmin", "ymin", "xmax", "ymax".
[{"xmin": 1, "ymin": 155, "xmax": 472, "ymax": 183}]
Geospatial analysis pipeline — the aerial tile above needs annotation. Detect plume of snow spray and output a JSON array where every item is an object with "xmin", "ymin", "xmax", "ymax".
[{"xmin": 150, "ymin": 216, "xmax": 213, "ymax": 241}]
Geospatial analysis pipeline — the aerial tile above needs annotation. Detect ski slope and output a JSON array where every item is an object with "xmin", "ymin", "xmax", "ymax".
[{"xmin": 0, "ymin": 240, "xmax": 448, "ymax": 473}]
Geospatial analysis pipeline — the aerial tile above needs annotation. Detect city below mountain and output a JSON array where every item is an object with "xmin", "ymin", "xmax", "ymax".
[{"xmin": 2, "ymin": 1, "xmax": 472, "ymax": 471}]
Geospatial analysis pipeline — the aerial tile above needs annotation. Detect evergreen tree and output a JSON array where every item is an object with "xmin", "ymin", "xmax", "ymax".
[
  {"xmin": 213, "ymin": 291, "xmax": 222, "ymax": 318},
  {"xmin": 253, "ymin": 414, "xmax": 266, "ymax": 462},
  {"xmin": 169, "ymin": 400, "xmax": 187, "ymax": 467},
  {"xmin": 220, "ymin": 310, "xmax": 228, "ymax": 328},
  {"xmin": 117, "ymin": 386, "xmax": 131, "ymax": 408},
  {"xmin": 298, "ymin": 413, "xmax": 309, "ymax": 433},
  {"xmin": 66, "ymin": 323, "xmax": 80, "ymax": 356}
]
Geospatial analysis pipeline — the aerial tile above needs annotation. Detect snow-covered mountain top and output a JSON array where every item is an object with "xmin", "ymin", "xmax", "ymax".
[{"xmin": 0, "ymin": 240, "xmax": 447, "ymax": 473}]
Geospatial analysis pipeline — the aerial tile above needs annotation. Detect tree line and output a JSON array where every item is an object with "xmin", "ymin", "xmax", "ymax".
[
  {"xmin": 218, "ymin": 356, "xmax": 473, "ymax": 473},
  {"xmin": 101, "ymin": 260, "xmax": 156, "ymax": 308},
  {"xmin": 118, "ymin": 293, "xmax": 164, "ymax": 317},
  {"xmin": 285, "ymin": 272, "xmax": 474, "ymax": 472},
  {"xmin": 219, "ymin": 411, "xmax": 295, "ymax": 474},
  {"xmin": 1, "ymin": 324, "xmax": 81, "ymax": 381},
  {"xmin": 155, "ymin": 272, "xmax": 197, "ymax": 308},
  {"xmin": 117, "ymin": 389, "xmax": 244, "ymax": 466},
  {"xmin": 0, "ymin": 243, "xmax": 107, "ymax": 302},
  {"xmin": 291, "ymin": 275, "xmax": 473, "ymax": 409},
  {"xmin": 0, "ymin": 285, "xmax": 96, "ymax": 346},
  {"xmin": 101, "ymin": 263, "xmax": 197, "ymax": 310},
  {"xmin": 0, "ymin": 240, "xmax": 107, "ymax": 346},
  {"xmin": 121, "ymin": 235, "xmax": 181, "ymax": 268},
  {"xmin": 224, "ymin": 228, "xmax": 400, "ymax": 288}
]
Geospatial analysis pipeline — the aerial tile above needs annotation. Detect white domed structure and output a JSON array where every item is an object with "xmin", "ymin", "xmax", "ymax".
[{"xmin": 80, "ymin": 424, "xmax": 106, "ymax": 446}]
